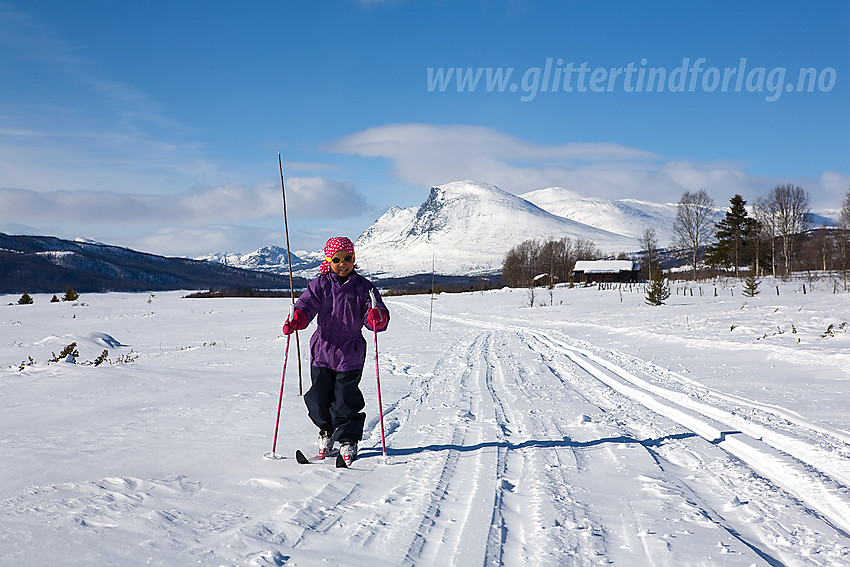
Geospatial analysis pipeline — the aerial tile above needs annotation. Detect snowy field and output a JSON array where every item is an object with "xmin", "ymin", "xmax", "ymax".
[{"xmin": 2, "ymin": 277, "xmax": 849, "ymax": 566}]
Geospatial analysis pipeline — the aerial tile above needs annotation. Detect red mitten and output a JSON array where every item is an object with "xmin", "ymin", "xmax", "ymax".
[
  {"xmin": 282, "ymin": 309, "xmax": 308, "ymax": 335},
  {"xmin": 366, "ymin": 307, "xmax": 388, "ymax": 331}
]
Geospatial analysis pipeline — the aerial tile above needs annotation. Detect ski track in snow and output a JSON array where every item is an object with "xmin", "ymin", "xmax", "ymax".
[
  {"xmin": 1, "ymin": 289, "xmax": 849, "ymax": 566},
  {"xmin": 385, "ymin": 301, "xmax": 850, "ymax": 566}
]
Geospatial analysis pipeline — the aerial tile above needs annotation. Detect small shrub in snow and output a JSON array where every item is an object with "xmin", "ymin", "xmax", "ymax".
[
  {"xmin": 17, "ymin": 293, "xmax": 34, "ymax": 305},
  {"xmin": 113, "ymin": 350, "xmax": 138, "ymax": 364},
  {"xmin": 526, "ymin": 286, "xmax": 536, "ymax": 308},
  {"xmin": 91, "ymin": 350, "xmax": 109, "ymax": 367},
  {"xmin": 14, "ymin": 356, "xmax": 35, "ymax": 371},
  {"xmin": 63, "ymin": 287, "xmax": 80, "ymax": 302},
  {"xmin": 49, "ymin": 342, "xmax": 79, "ymax": 363},
  {"xmin": 820, "ymin": 322, "xmax": 847, "ymax": 339},
  {"xmin": 11, "ymin": 346, "xmax": 137, "ymax": 370}
]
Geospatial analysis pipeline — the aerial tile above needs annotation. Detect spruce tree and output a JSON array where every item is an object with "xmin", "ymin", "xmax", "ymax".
[
  {"xmin": 705, "ymin": 194, "xmax": 759, "ymax": 277},
  {"xmin": 18, "ymin": 292, "xmax": 34, "ymax": 305},
  {"xmin": 63, "ymin": 287, "xmax": 80, "ymax": 302},
  {"xmin": 645, "ymin": 269, "xmax": 670, "ymax": 306},
  {"xmin": 742, "ymin": 274, "xmax": 760, "ymax": 297}
]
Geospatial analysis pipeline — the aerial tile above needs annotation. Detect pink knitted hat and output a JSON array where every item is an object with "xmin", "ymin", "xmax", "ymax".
[{"xmin": 320, "ymin": 236, "xmax": 355, "ymax": 275}]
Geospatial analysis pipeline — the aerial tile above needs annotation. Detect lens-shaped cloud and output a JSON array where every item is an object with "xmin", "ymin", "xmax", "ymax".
[{"xmin": 331, "ymin": 123, "xmax": 847, "ymax": 208}]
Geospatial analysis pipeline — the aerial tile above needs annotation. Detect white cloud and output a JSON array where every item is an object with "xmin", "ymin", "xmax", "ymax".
[
  {"xmin": 0, "ymin": 186, "xmax": 262, "ymax": 226},
  {"xmin": 331, "ymin": 123, "xmax": 846, "ymax": 209},
  {"xmin": 0, "ymin": 178, "xmax": 368, "ymax": 228},
  {"xmin": 284, "ymin": 177, "xmax": 369, "ymax": 218},
  {"xmin": 285, "ymin": 161, "xmax": 340, "ymax": 172},
  {"xmin": 820, "ymin": 171, "xmax": 850, "ymax": 207},
  {"xmin": 331, "ymin": 123, "xmax": 659, "ymax": 193},
  {"xmin": 0, "ymin": 122, "xmax": 220, "ymax": 196}
]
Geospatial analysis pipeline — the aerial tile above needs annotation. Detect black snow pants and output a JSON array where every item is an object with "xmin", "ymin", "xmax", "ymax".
[{"xmin": 304, "ymin": 365, "xmax": 366, "ymax": 442}]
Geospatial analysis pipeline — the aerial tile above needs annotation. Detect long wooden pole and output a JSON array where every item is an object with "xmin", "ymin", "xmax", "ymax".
[
  {"xmin": 279, "ymin": 152, "xmax": 303, "ymax": 395},
  {"xmin": 263, "ymin": 318, "xmax": 291, "ymax": 460},
  {"xmin": 369, "ymin": 290, "xmax": 387, "ymax": 460}
]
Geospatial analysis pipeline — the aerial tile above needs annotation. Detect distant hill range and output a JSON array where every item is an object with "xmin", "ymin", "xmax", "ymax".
[
  {"xmin": 196, "ymin": 245, "xmax": 315, "ymax": 276},
  {"xmin": 0, "ymin": 233, "xmax": 307, "ymax": 294},
  {"xmin": 6, "ymin": 180, "xmax": 839, "ymax": 293}
]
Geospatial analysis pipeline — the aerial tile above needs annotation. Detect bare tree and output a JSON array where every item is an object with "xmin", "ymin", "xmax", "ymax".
[
  {"xmin": 753, "ymin": 195, "xmax": 778, "ymax": 277},
  {"xmin": 841, "ymin": 187, "xmax": 850, "ymax": 230},
  {"xmin": 558, "ymin": 237, "xmax": 575, "ymax": 283},
  {"xmin": 798, "ymin": 226, "xmax": 834, "ymax": 273},
  {"xmin": 574, "ymin": 238, "xmax": 601, "ymax": 261},
  {"xmin": 639, "ymin": 227, "xmax": 659, "ymax": 280},
  {"xmin": 749, "ymin": 216, "xmax": 766, "ymax": 277},
  {"xmin": 503, "ymin": 237, "xmax": 601, "ymax": 290},
  {"xmin": 502, "ymin": 239, "xmax": 540, "ymax": 288},
  {"xmin": 764, "ymin": 184, "xmax": 812, "ymax": 276},
  {"xmin": 538, "ymin": 238, "xmax": 574, "ymax": 285},
  {"xmin": 672, "ymin": 189, "xmax": 715, "ymax": 280}
]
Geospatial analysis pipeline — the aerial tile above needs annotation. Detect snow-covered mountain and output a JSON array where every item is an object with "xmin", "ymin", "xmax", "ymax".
[
  {"xmin": 354, "ymin": 181, "xmax": 637, "ymax": 277},
  {"xmin": 197, "ymin": 246, "xmax": 309, "ymax": 275},
  {"xmin": 520, "ymin": 187, "xmax": 679, "ymax": 240}
]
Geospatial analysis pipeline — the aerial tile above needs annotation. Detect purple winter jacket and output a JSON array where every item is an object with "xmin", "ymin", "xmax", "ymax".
[{"xmin": 293, "ymin": 271, "xmax": 389, "ymax": 372}]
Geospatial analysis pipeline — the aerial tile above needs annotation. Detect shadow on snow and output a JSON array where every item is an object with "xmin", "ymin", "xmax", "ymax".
[{"xmin": 361, "ymin": 431, "xmax": 703, "ymax": 459}]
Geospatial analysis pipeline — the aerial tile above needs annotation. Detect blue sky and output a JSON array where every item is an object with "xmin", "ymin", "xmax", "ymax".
[{"xmin": 1, "ymin": 0, "xmax": 848, "ymax": 256}]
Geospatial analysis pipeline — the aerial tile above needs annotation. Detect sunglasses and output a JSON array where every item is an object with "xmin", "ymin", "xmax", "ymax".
[{"xmin": 330, "ymin": 255, "xmax": 353, "ymax": 264}]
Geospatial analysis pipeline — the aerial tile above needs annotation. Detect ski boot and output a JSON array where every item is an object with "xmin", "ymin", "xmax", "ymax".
[
  {"xmin": 317, "ymin": 430, "xmax": 334, "ymax": 459},
  {"xmin": 339, "ymin": 441, "xmax": 358, "ymax": 467}
]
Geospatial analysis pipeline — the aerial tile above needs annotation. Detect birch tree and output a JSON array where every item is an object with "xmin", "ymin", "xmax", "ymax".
[
  {"xmin": 839, "ymin": 187, "xmax": 850, "ymax": 285},
  {"xmin": 766, "ymin": 184, "xmax": 811, "ymax": 276},
  {"xmin": 753, "ymin": 195, "xmax": 778, "ymax": 277},
  {"xmin": 672, "ymin": 189, "xmax": 715, "ymax": 280},
  {"xmin": 639, "ymin": 228, "xmax": 659, "ymax": 280}
]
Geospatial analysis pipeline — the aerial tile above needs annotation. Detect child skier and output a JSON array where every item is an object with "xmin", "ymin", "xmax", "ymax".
[{"xmin": 282, "ymin": 236, "xmax": 390, "ymax": 466}]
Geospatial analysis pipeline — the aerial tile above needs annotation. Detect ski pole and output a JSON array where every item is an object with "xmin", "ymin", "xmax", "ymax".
[
  {"xmin": 264, "ymin": 306, "xmax": 293, "ymax": 460},
  {"xmin": 279, "ymin": 152, "xmax": 303, "ymax": 396},
  {"xmin": 370, "ymin": 290, "xmax": 387, "ymax": 460}
]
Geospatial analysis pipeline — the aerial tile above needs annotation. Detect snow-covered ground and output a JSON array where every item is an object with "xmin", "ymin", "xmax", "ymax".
[{"xmin": 1, "ymin": 277, "xmax": 849, "ymax": 566}]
